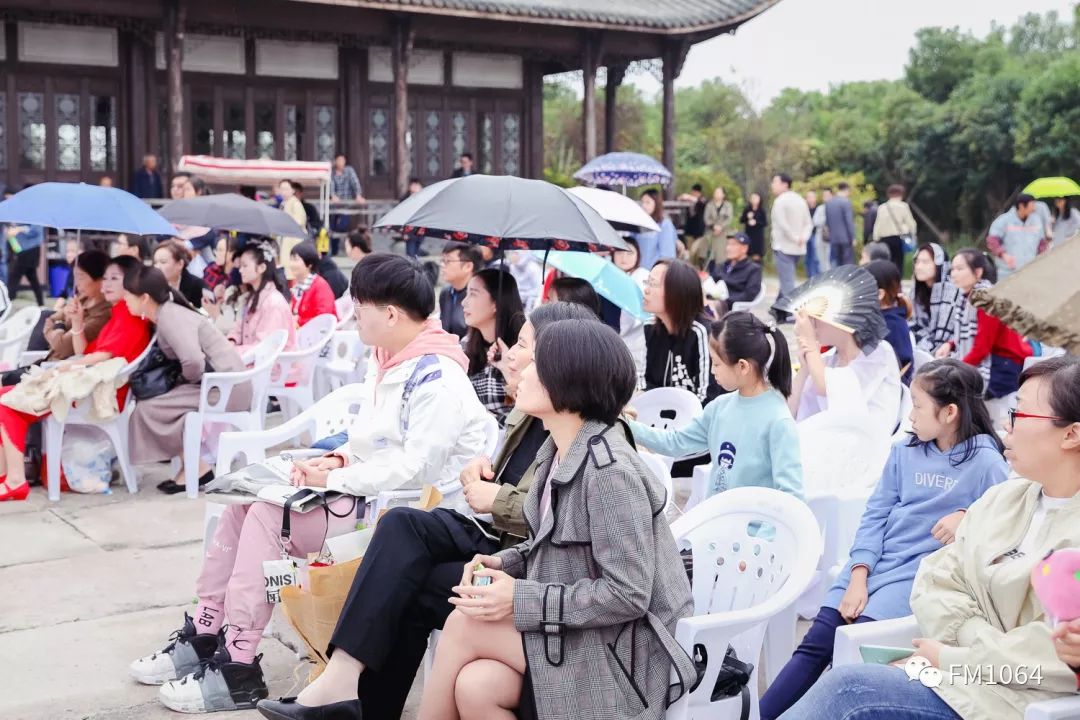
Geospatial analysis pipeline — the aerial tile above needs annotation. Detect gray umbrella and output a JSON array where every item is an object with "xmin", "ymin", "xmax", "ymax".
[
  {"xmin": 374, "ymin": 175, "xmax": 628, "ymax": 252},
  {"xmin": 158, "ymin": 193, "xmax": 309, "ymax": 238}
]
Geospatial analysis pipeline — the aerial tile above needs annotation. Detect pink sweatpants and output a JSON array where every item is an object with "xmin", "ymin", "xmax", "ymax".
[{"xmin": 195, "ymin": 498, "xmax": 358, "ymax": 663}]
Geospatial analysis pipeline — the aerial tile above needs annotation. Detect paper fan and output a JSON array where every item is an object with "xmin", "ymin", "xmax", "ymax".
[{"xmin": 772, "ymin": 265, "xmax": 887, "ymax": 345}]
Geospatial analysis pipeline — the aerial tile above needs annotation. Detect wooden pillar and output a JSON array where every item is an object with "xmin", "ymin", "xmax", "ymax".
[
  {"xmin": 581, "ymin": 33, "xmax": 603, "ymax": 162},
  {"xmin": 164, "ymin": 0, "xmax": 186, "ymax": 172},
  {"xmin": 604, "ymin": 63, "xmax": 626, "ymax": 154},
  {"xmin": 390, "ymin": 15, "xmax": 414, "ymax": 197},
  {"xmin": 661, "ymin": 41, "xmax": 688, "ymax": 199},
  {"xmin": 127, "ymin": 32, "xmax": 149, "ymax": 184},
  {"xmin": 524, "ymin": 61, "xmax": 545, "ymax": 179}
]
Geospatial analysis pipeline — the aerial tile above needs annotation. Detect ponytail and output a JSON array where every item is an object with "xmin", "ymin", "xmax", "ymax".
[
  {"xmin": 710, "ymin": 310, "xmax": 793, "ymax": 398},
  {"xmin": 123, "ymin": 265, "xmax": 196, "ymax": 312}
]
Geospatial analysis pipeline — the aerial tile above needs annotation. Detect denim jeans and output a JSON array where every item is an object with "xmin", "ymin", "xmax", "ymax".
[
  {"xmin": 830, "ymin": 242, "xmax": 855, "ymax": 268},
  {"xmin": 760, "ymin": 607, "xmax": 877, "ymax": 720},
  {"xmin": 774, "ymin": 250, "xmax": 801, "ymax": 304},
  {"xmin": 805, "ymin": 235, "xmax": 820, "ymax": 278},
  {"xmin": 778, "ymin": 663, "xmax": 962, "ymax": 720},
  {"xmin": 311, "ymin": 430, "xmax": 349, "ymax": 451}
]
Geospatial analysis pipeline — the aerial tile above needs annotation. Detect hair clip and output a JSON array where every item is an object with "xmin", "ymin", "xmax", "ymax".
[{"xmin": 764, "ymin": 318, "xmax": 777, "ymax": 333}]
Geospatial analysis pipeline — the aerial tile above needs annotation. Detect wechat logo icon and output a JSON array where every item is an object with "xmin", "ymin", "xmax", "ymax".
[{"xmin": 905, "ymin": 656, "xmax": 943, "ymax": 688}]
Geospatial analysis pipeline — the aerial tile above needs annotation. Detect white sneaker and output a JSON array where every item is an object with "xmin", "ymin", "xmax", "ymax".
[{"xmin": 130, "ymin": 613, "xmax": 219, "ymax": 685}]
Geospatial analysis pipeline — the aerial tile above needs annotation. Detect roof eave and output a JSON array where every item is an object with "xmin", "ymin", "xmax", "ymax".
[{"xmin": 284, "ymin": 0, "xmax": 780, "ymax": 36}]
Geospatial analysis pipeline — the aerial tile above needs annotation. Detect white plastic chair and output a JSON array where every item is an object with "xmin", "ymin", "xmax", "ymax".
[
  {"xmin": 892, "ymin": 382, "xmax": 913, "ymax": 442},
  {"xmin": 315, "ymin": 330, "xmax": 369, "ymax": 398},
  {"xmin": 666, "ymin": 487, "xmax": 823, "ymax": 720},
  {"xmin": 369, "ymin": 412, "xmax": 500, "ymax": 519},
  {"xmin": 180, "ymin": 329, "xmax": 288, "ymax": 498},
  {"xmin": 0, "ymin": 306, "xmax": 42, "ymax": 370},
  {"xmin": 334, "ymin": 295, "xmax": 355, "ymax": 330},
  {"xmin": 215, "ymin": 382, "xmax": 368, "ymax": 476},
  {"xmin": 267, "ymin": 314, "xmax": 337, "ymax": 419},
  {"xmin": 41, "ymin": 336, "xmax": 158, "ymax": 502},
  {"xmin": 834, "ymin": 616, "xmax": 1080, "ymax": 720},
  {"xmin": 730, "ymin": 283, "xmax": 767, "ymax": 313},
  {"xmin": 633, "ymin": 387, "xmax": 704, "ymax": 470},
  {"xmin": 639, "ymin": 451, "xmax": 676, "ymax": 515}
]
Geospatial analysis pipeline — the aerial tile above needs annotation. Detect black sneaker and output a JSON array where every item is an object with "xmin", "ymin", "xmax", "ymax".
[
  {"xmin": 129, "ymin": 613, "xmax": 219, "ymax": 685},
  {"xmin": 158, "ymin": 633, "xmax": 269, "ymax": 713}
]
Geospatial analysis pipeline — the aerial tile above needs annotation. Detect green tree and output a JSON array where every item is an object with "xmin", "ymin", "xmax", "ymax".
[
  {"xmin": 905, "ymin": 27, "xmax": 981, "ymax": 102},
  {"xmin": 1015, "ymin": 53, "xmax": 1080, "ymax": 179}
]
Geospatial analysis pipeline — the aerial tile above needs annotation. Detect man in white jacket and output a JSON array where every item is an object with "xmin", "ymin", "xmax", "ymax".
[
  {"xmin": 135, "ymin": 254, "xmax": 491, "ymax": 715},
  {"xmin": 770, "ymin": 173, "xmax": 812, "ymax": 306}
]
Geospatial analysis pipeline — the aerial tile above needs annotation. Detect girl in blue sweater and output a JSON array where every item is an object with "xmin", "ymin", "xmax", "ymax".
[
  {"xmin": 630, "ymin": 311, "xmax": 803, "ymax": 499},
  {"xmin": 760, "ymin": 358, "xmax": 1009, "ymax": 719}
]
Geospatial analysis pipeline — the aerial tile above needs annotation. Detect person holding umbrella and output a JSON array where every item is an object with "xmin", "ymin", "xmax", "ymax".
[{"xmin": 633, "ymin": 189, "xmax": 678, "ymax": 270}]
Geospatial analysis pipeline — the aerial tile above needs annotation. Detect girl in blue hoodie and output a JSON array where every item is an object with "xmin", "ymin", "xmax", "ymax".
[
  {"xmin": 630, "ymin": 310, "xmax": 803, "ymax": 499},
  {"xmin": 866, "ymin": 259, "xmax": 915, "ymax": 385},
  {"xmin": 760, "ymin": 358, "xmax": 1009, "ymax": 720}
]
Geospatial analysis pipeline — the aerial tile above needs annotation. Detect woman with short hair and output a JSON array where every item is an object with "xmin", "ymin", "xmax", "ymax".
[
  {"xmin": 288, "ymin": 241, "xmax": 337, "ymax": 327},
  {"xmin": 417, "ymin": 319, "xmax": 696, "ymax": 720},
  {"xmin": 154, "ymin": 239, "xmax": 209, "ymax": 308}
]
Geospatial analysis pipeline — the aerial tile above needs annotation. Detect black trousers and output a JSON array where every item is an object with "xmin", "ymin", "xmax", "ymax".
[
  {"xmin": 329, "ymin": 506, "xmax": 499, "ymax": 720},
  {"xmin": 9, "ymin": 246, "xmax": 44, "ymax": 306},
  {"xmin": 878, "ymin": 235, "xmax": 906, "ymax": 275}
]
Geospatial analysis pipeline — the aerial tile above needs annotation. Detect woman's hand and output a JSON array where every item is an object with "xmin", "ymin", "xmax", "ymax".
[
  {"xmin": 934, "ymin": 343, "xmax": 952, "ymax": 360},
  {"xmin": 910, "ymin": 638, "xmax": 944, "ymax": 668},
  {"xmin": 932, "ymin": 510, "xmax": 965, "ymax": 545},
  {"xmin": 459, "ymin": 455, "xmax": 494, "ymax": 487},
  {"xmin": 1052, "ymin": 619, "xmax": 1080, "ymax": 669},
  {"xmin": 839, "ymin": 568, "xmax": 869, "ymax": 622},
  {"xmin": 290, "ymin": 456, "xmax": 343, "ymax": 488},
  {"xmin": 68, "ymin": 296, "xmax": 85, "ymax": 333},
  {"xmin": 463, "ymin": 480, "xmax": 501, "ymax": 514},
  {"xmin": 53, "ymin": 297, "xmax": 67, "ymax": 313},
  {"xmin": 459, "ymin": 553, "xmax": 503, "ymax": 586},
  {"xmin": 487, "ymin": 338, "xmax": 511, "ymax": 377},
  {"xmin": 450, "ymin": 568, "xmax": 515, "ymax": 622},
  {"xmin": 202, "ymin": 294, "xmax": 221, "ymax": 319},
  {"xmin": 793, "ymin": 309, "xmax": 817, "ymax": 349}
]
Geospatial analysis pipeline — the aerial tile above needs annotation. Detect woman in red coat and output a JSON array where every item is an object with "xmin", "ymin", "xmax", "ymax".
[
  {"xmin": 0, "ymin": 255, "xmax": 152, "ymax": 501},
  {"xmin": 288, "ymin": 241, "xmax": 338, "ymax": 327}
]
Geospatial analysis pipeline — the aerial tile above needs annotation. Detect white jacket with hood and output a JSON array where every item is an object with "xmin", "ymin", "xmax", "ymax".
[{"xmin": 326, "ymin": 320, "xmax": 490, "ymax": 498}]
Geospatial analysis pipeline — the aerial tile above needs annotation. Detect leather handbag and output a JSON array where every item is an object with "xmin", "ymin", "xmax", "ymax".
[{"xmin": 129, "ymin": 345, "xmax": 184, "ymax": 400}]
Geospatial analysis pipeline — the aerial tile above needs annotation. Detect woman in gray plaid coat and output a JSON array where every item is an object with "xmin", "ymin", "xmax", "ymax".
[{"xmin": 418, "ymin": 319, "xmax": 697, "ymax": 720}]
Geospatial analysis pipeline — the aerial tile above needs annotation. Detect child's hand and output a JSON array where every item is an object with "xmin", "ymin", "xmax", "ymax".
[
  {"xmin": 839, "ymin": 568, "xmax": 869, "ymax": 622},
  {"xmin": 1051, "ymin": 619, "xmax": 1080, "ymax": 669},
  {"xmin": 932, "ymin": 510, "xmax": 965, "ymax": 545}
]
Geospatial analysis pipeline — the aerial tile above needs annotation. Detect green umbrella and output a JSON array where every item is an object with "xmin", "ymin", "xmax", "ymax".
[{"xmin": 1022, "ymin": 176, "xmax": 1080, "ymax": 199}]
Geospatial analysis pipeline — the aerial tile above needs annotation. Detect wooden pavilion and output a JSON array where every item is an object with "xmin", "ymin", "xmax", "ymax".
[{"xmin": 0, "ymin": 0, "xmax": 778, "ymax": 198}]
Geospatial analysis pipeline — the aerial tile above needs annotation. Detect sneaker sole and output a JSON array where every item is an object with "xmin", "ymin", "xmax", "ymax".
[
  {"xmin": 159, "ymin": 690, "xmax": 267, "ymax": 714},
  {"xmin": 130, "ymin": 666, "xmax": 179, "ymax": 686}
]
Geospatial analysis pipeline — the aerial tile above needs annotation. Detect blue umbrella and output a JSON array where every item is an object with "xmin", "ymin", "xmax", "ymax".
[
  {"xmin": 534, "ymin": 250, "xmax": 649, "ymax": 321},
  {"xmin": 573, "ymin": 152, "xmax": 672, "ymax": 188},
  {"xmin": 0, "ymin": 182, "xmax": 177, "ymax": 235}
]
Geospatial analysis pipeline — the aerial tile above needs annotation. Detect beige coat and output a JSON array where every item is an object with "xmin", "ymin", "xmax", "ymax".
[
  {"xmin": 128, "ymin": 302, "xmax": 250, "ymax": 464},
  {"xmin": 911, "ymin": 478, "xmax": 1080, "ymax": 719},
  {"xmin": 1, "ymin": 358, "xmax": 127, "ymax": 421}
]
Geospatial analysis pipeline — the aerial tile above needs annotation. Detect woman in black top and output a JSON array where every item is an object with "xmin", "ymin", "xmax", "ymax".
[
  {"xmin": 740, "ymin": 191, "xmax": 768, "ymax": 262},
  {"xmin": 641, "ymin": 258, "xmax": 722, "ymax": 403},
  {"xmin": 153, "ymin": 239, "xmax": 209, "ymax": 308}
]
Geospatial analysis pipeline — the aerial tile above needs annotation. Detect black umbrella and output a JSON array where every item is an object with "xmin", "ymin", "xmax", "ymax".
[
  {"xmin": 374, "ymin": 175, "xmax": 628, "ymax": 253},
  {"xmin": 158, "ymin": 193, "xmax": 309, "ymax": 238}
]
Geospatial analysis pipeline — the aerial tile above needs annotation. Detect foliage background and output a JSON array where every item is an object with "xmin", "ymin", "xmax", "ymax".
[{"xmin": 543, "ymin": 8, "xmax": 1080, "ymax": 248}]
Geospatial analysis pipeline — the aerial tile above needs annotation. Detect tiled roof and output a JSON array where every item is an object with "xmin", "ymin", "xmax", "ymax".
[{"xmin": 310, "ymin": 0, "xmax": 779, "ymax": 33}]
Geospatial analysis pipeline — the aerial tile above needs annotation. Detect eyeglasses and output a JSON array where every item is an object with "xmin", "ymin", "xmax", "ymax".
[
  {"xmin": 1007, "ymin": 409, "xmax": 1065, "ymax": 430},
  {"xmin": 440, "ymin": 258, "xmax": 467, "ymax": 266}
]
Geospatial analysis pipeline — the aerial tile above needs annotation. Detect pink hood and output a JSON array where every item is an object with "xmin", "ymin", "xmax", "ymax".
[{"xmin": 374, "ymin": 319, "xmax": 469, "ymax": 382}]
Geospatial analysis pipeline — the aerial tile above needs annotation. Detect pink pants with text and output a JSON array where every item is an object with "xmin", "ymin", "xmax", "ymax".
[{"xmin": 195, "ymin": 498, "xmax": 358, "ymax": 663}]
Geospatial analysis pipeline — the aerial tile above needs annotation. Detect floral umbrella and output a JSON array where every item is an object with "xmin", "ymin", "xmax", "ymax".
[{"xmin": 573, "ymin": 152, "xmax": 672, "ymax": 188}]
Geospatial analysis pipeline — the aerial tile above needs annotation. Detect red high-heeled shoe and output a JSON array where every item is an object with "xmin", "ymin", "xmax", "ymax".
[{"xmin": 0, "ymin": 479, "xmax": 30, "ymax": 502}]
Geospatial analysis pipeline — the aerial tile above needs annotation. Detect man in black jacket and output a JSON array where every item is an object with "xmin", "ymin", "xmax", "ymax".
[
  {"xmin": 438, "ymin": 241, "xmax": 481, "ymax": 338},
  {"xmin": 708, "ymin": 230, "xmax": 762, "ymax": 305}
]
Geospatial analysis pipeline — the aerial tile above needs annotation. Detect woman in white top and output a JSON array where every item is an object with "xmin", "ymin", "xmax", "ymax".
[
  {"xmin": 789, "ymin": 305, "xmax": 903, "ymax": 442},
  {"xmin": 612, "ymin": 236, "xmax": 650, "ymax": 374}
]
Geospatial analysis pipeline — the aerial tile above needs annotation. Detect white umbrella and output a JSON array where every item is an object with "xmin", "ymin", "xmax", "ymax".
[{"xmin": 567, "ymin": 186, "xmax": 661, "ymax": 233}]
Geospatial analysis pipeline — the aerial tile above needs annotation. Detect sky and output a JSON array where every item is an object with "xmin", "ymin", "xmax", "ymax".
[{"xmin": 629, "ymin": 0, "xmax": 1078, "ymax": 108}]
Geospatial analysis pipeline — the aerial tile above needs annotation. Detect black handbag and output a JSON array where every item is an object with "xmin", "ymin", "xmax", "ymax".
[
  {"xmin": 690, "ymin": 643, "xmax": 754, "ymax": 720},
  {"xmin": 129, "ymin": 345, "xmax": 184, "ymax": 400}
]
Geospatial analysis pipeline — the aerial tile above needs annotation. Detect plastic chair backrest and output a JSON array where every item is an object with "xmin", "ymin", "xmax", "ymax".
[
  {"xmin": 670, "ymin": 487, "xmax": 821, "ymax": 617},
  {"xmin": 312, "ymin": 383, "xmax": 368, "ymax": 440},
  {"xmin": 731, "ymin": 283, "xmax": 766, "ymax": 312},
  {"xmin": 0, "ymin": 306, "xmax": 43, "ymax": 366},
  {"xmin": 639, "ymin": 451, "xmax": 675, "ymax": 513},
  {"xmin": 335, "ymin": 295, "xmax": 353, "ymax": 320},
  {"xmin": 276, "ymin": 314, "xmax": 336, "ymax": 385},
  {"xmin": 633, "ymin": 387, "xmax": 702, "ymax": 432},
  {"xmin": 893, "ymin": 383, "xmax": 913, "ymax": 438},
  {"xmin": 480, "ymin": 413, "xmax": 500, "ymax": 457},
  {"xmin": 245, "ymin": 329, "xmax": 289, "ymax": 413},
  {"xmin": 912, "ymin": 347, "xmax": 934, "ymax": 373},
  {"xmin": 121, "ymin": 334, "xmax": 158, "ymax": 376}
]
